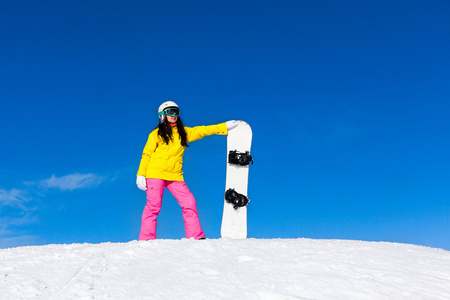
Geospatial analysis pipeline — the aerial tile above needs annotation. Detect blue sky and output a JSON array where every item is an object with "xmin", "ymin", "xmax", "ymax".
[{"xmin": 1, "ymin": 0, "xmax": 449, "ymax": 250}]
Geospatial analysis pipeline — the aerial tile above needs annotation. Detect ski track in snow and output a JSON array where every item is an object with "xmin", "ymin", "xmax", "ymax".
[{"xmin": 1, "ymin": 238, "xmax": 449, "ymax": 300}]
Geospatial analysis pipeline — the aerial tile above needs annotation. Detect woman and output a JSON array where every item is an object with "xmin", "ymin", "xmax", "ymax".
[{"xmin": 136, "ymin": 101, "xmax": 237, "ymax": 240}]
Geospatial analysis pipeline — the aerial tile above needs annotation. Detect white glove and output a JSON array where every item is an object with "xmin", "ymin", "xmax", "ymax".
[
  {"xmin": 226, "ymin": 120, "xmax": 238, "ymax": 130},
  {"xmin": 136, "ymin": 175, "xmax": 147, "ymax": 191}
]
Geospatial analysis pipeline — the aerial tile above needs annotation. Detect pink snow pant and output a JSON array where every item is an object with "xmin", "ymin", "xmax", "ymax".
[{"xmin": 139, "ymin": 178, "xmax": 205, "ymax": 240}]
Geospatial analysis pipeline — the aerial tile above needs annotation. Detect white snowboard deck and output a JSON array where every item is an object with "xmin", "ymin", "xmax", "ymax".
[{"xmin": 221, "ymin": 121, "xmax": 252, "ymax": 239}]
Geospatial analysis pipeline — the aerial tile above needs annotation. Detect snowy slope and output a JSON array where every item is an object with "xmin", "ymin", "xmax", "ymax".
[{"xmin": 1, "ymin": 239, "xmax": 449, "ymax": 300}]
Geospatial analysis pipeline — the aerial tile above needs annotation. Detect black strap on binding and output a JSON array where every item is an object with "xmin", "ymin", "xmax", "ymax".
[
  {"xmin": 228, "ymin": 150, "xmax": 253, "ymax": 166},
  {"xmin": 225, "ymin": 188, "xmax": 250, "ymax": 210}
]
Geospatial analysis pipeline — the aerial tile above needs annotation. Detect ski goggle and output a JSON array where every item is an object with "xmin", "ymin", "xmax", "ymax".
[{"xmin": 159, "ymin": 107, "xmax": 180, "ymax": 117}]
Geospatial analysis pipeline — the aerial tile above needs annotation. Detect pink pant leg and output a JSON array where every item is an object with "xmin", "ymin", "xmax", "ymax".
[
  {"xmin": 139, "ymin": 178, "xmax": 165, "ymax": 240},
  {"xmin": 166, "ymin": 181, "xmax": 205, "ymax": 239}
]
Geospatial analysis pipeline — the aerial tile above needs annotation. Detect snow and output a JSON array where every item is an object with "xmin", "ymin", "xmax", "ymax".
[{"xmin": 1, "ymin": 239, "xmax": 449, "ymax": 300}]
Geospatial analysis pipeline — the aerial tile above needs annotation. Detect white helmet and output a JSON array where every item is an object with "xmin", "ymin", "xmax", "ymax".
[{"xmin": 158, "ymin": 101, "xmax": 179, "ymax": 123}]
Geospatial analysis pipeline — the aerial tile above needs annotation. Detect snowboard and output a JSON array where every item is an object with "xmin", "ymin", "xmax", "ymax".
[{"xmin": 221, "ymin": 121, "xmax": 252, "ymax": 239}]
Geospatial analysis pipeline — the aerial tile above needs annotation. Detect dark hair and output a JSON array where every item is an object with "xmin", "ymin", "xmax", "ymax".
[{"xmin": 157, "ymin": 117, "xmax": 189, "ymax": 147}]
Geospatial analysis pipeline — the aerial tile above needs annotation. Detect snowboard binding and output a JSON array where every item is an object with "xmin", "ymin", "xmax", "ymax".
[
  {"xmin": 228, "ymin": 150, "xmax": 253, "ymax": 166},
  {"xmin": 225, "ymin": 188, "xmax": 250, "ymax": 210}
]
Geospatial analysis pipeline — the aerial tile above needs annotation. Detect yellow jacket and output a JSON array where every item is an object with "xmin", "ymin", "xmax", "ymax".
[{"xmin": 137, "ymin": 123, "xmax": 228, "ymax": 181}]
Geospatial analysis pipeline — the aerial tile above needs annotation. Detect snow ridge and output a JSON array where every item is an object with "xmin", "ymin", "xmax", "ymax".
[{"xmin": 1, "ymin": 238, "xmax": 449, "ymax": 299}]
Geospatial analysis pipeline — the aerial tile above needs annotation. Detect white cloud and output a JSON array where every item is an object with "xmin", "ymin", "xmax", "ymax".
[
  {"xmin": 0, "ymin": 213, "xmax": 37, "ymax": 235},
  {"xmin": 40, "ymin": 173, "xmax": 105, "ymax": 191},
  {"xmin": 0, "ymin": 189, "xmax": 29, "ymax": 209},
  {"xmin": 0, "ymin": 172, "xmax": 107, "ymax": 248},
  {"xmin": 0, "ymin": 213, "xmax": 40, "ymax": 249},
  {"xmin": 0, "ymin": 234, "xmax": 41, "ymax": 249}
]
